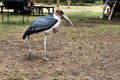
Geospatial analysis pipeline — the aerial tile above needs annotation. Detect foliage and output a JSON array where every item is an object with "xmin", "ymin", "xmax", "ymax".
[
  {"xmin": 35, "ymin": 0, "xmax": 100, "ymax": 5},
  {"xmin": 83, "ymin": 0, "xmax": 96, "ymax": 4},
  {"xmin": 0, "ymin": 0, "xmax": 103, "ymax": 6}
]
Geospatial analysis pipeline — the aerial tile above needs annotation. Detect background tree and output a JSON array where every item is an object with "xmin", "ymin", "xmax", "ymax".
[
  {"xmin": 57, "ymin": 0, "xmax": 60, "ymax": 7},
  {"xmin": 48, "ymin": 0, "xmax": 53, "ymax": 5},
  {"xmin": 80, "ymin": 0, "xmax": 83, "ymax": 5},
  {"xmin": 67, "ymin": 0, "xmax": 71, "ymax": 8}
]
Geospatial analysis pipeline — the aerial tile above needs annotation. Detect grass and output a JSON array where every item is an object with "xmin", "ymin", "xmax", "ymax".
[
  {"xmin": 0, "ymin": 5, "xmax": 120, "ymax": 37},
  {"xmin": 0, "ymin": 2, "xmax": 2, "ymax": 5},
  {"xmin": 67, "ymin": 11, "xmax": 101, "ymax": 22},
  {"xmin": 79, "ymin": 25, "xmax": 120, "ymax": 32},
  {"xmin": 0, "ymin": 14, "xmax": 42, "ymax": 36}
]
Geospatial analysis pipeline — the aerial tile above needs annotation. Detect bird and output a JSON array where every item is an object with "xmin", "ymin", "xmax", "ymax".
[{"xmin": 23, "ymin": 9, "xmax": 73, "ymax": 61}]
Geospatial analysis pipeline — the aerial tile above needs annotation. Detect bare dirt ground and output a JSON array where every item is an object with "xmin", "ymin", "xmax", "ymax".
[{"xmin": 0, "ymin": 21, "xmax": 120, "ymax": 80}]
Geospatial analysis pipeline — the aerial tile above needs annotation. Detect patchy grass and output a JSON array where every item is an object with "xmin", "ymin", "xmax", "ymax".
[{"xmin": 0, "ymin": 14, "xmax": 41, "ymax": 36}]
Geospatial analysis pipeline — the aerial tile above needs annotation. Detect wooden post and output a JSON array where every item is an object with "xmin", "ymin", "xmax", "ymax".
[{"xmin": 108, "ymin": 1, "xmax": 117, "ymax": 20}]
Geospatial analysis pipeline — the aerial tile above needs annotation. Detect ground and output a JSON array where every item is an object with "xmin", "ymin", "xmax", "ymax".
[
  {"xmin": 0, "ymin": 22, "xmax": 120, "ymax": 80},
  {"xmin": 0, "ymin": 6, "xmax": 120, "ymax": 80}
]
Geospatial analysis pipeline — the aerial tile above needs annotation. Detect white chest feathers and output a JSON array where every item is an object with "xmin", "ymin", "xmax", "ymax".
[{"xmin": 44, "ymin": 14, "xmax": 61, "ymax": 33}]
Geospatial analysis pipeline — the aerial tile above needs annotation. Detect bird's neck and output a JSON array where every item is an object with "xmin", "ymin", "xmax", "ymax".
[
  {"xmin": 54, "ymin": 14, "xmax": 61, "ymax": 21},
  {"xmin": 55, "ymin": 13, "xmax": 61, "ymax": 18}
]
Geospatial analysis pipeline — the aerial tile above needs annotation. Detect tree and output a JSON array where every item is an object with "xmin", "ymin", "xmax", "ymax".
[
  {"xmin": 57, "ymin": 0, "xmax": 60, "ymax": 7},
  {"xmin": 48, "ymin": 0, "xmax": 53, "ymax": 5},
  {"xmin": 80, "ymin": 0, "xmax": 83, "ymax": 5},
  {"xmin": 67, "ymin": 0, "xmax": 71, "ymax": 8}
]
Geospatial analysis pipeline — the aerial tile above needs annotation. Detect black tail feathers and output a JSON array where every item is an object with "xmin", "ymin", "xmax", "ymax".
[{"xmin": 22, "ymin": 31, "xmax": 28, "ymax": 40}]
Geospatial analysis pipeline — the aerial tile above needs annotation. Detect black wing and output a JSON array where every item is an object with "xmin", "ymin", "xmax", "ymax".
[{"xmin": 23, "ymin": 14, "xmax": 58, "ymax": 39}]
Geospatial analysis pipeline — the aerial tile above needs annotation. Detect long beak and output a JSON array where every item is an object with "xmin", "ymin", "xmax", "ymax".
[{"xmin": 62, "ymin": 14, "xmax": 73, "ymax": 26}]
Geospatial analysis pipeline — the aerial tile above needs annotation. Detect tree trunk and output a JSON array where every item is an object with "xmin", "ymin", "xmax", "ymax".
[
  {"xmin": 80, "ymin": 0, "xmax": 83, "ymax": 5},
  {"xmin": 67, "ymin": 0, "xmax": 71, "ymax": 8},
  {"xmin": 57, "ymin": 0, "xmax": 60, "ymax": 7},
  {"xmin": 48, "ymin": 0, "xmax": 52, "ymax": 5}
]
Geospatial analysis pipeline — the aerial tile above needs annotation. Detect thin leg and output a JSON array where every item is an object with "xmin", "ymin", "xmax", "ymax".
[
  {"xmin": 43, "ymin": 33, "xmax": 49, "ymax": 61},
  {"xmin": 28, "ymin": 36, "xmax": 32, "ymax": 59}
]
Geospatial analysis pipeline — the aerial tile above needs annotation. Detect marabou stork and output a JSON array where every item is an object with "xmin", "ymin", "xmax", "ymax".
[{"xmin": 23, "ymin": 9, "xmax": 73, "ymax": 61}]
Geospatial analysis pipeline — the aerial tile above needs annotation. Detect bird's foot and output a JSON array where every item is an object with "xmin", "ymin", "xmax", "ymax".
[
  {"xmin": 43, "ymin": 57, "xmax": 49, "ymax": 61},
  {"xmin": 29, "ymin": 53, "xmax": 32, "ymax": 60},
  {"xmin": 27, "ymin": 50, "xmax": 32, "ymax": 60}
]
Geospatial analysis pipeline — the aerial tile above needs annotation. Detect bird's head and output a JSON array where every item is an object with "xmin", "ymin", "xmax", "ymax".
[
  {"xmin": 53, "ymin": 9, "xmax": 73, "ymax": 33},
  {"xmin": 56, "ymin": 9, "xmax": 73, "ymax": 26}
]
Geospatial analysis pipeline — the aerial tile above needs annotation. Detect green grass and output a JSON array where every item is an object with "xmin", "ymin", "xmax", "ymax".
[
  {"xmin": 0, "ymin": 2, "xmax": 2, "ymax": 5},
  {"xmin": 0, "ymin": 23, "xmax": 24, "ymax": 37},
  {"xmin": 67, "ymin": 11, "xmax": 101, "ymax": 22},
  {"xmin": 0, "ymin": 14, "xmax": 43, "ymax": 36},
  {"xmin": 0, "ymin": 9, "xmax": 120, "ymax": 37},
  {"xmin": 67, "ymin": 11, "xmax": 120, "ymax": 33}
]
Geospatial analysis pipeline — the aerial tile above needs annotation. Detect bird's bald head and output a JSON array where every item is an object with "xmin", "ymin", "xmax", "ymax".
[{"xmin": 56, "ymin": 9, "xmax": 64, "ymax": 17}]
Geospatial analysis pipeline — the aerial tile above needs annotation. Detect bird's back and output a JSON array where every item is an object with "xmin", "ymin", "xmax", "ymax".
[{"xmin": 23, "ymin": 14, "xmax": 58, "ymax": 39}]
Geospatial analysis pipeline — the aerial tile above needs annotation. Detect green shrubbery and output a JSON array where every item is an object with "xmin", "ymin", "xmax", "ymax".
[{"xmin": 83, "ymin": 0, "xmax": 96, "ymax": 4}]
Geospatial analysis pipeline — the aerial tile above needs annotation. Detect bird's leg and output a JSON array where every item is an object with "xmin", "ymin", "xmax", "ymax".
[
  {"xmin": 43, "ymin": 33, "xmax": 49, "ymax": 61},
  {"xmin": 28, "ymin": 36, "xmax": 32, "ymax": 59}
]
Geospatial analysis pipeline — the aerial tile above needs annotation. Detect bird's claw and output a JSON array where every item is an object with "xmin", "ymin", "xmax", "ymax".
[
  {"xmin": 27, "ymin": 50, "xmax": 32, "ymax": 59},
  {"xmin": 43, "ymin": 57, "xmax": 49, "ymax": 61}
]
